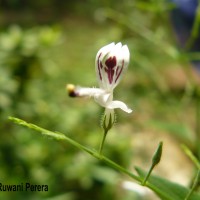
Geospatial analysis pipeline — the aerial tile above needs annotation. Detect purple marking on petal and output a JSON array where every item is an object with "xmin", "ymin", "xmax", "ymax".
[
  {"xmin": 116, "ymin": 66, "xmax": 120, "ymax": 76},
  {"xmin": 115, "ymin": 60, "xmax": 124, "ymax": 83},
  {"xmin": 105, "ymin": 56, "xmax": 117, "ymax": 69},
  {"xmin": 97, "ymin": 53, "xmax": 102, "ymax": 80},
  {"xmin": 100, "ymin": 62, "xmax": 103, "ymax": 69},
  {"xmin": 105, "ymin": 68, "xmax": 115, "ymax": 84},
  {"xmin": 104, "ymin": 56, "xmax": 117, "ymax": 84}
]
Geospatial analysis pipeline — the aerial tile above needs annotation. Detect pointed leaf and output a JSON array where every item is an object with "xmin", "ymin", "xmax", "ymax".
[{"xmin": 135, "ymin": 167, "xmax": 200, "ymax": 200}]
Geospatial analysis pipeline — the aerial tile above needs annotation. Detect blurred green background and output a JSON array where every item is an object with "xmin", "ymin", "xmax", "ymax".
[{"xmin": 0, "ymin": 0, "xmax": 200, "ymax": 200}]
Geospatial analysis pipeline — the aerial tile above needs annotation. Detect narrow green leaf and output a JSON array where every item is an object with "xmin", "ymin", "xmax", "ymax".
[
  {"xmin": 182, "ymin": 145, "xmax": 200, "ymax": 169},
  {"xmin": 185, "ymin": 170, "xmax": 200, "ymax": 200},
  {"xmin": 135, "ymin": 167, "xmax": 200, "ymax": 200}
]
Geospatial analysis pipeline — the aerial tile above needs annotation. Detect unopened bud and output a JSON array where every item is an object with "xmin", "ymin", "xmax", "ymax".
[
  {"xmin": 102, "ymin": 109, "xmax": 115, "ymax": 133},
  {"xmin": 142, "ymin": 141, "xmax": 163, "ymax": 185},
  {"xmin": 152, "ymin": 141, "xmax": 163, "ymax": 167}
]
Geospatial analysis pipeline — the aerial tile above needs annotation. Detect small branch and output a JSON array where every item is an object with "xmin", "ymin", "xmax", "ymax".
[
  {"xmin": 8, "ymin": 116, "xmax": 141, "ymax": 182},
  {"xmin": 185, "ymin": 170, "xmax": 200, "ymax": 200},
  {"xmin": 185, "ymin": 2, "xmax": 200, "ymax": 49},
  {"xmin": 182, "ymin": 144, "xmax": 200, "ymax": 170},
  {"xmin": 99, "ymin": 130, "xmax": 108, "ymax": 156},
  {"xmin": 195, "ymin": 93, "xmax": 200, "ymax": 160}
]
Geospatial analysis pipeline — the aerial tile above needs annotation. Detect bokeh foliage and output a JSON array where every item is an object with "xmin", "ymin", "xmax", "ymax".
[{"xmin": 0, "ymin": 0, "xmax": 200, "ymax": 200}]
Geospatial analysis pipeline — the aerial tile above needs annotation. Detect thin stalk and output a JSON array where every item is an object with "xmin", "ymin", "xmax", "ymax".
[
  {"xmin": 185, "ymin": 1, "xmax": 200, "ymax": 49},
  {"xmin": 99, "ymin": 130, "xmax": 108, "ymax": 156},
  {"xmin": 182, "ymin": 144, "xmax": 200, "ymax": 169},
  {"xmin": 142, "ymin": 165, "xmax": 155, "ymax": 185},
  {"xmin": 8, "ymin": 117, "xmax": 140, "ymax": 182},
  {"xmin": 195, "ymin": 94, "xmax": 200, "ymax": 160},
  {"xmin": 185, "ymin": 170, "xmax": 200, "ymax": 200}
]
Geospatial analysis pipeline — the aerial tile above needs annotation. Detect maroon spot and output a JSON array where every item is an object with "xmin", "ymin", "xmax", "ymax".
[
  {"xmin": 115, "ymin": 60, "xmax": 124, "ymax": 83},
  {"xmin": 104, "ymin": 56, "xmax": 117, "ymax": 84},
  {"xmin": 68, "ymin": 91, "xmax": 78, "ymax": 97},
  {"xmin": 105, "ymin": 56, "xmax": 117, "ymax": 69},
  {"xmin": 97, "ymin": 53, "xmax": 102, "ymax": 80}
]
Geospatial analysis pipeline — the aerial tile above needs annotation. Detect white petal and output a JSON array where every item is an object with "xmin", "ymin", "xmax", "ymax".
[
  {"xmin": 121, "ymin": 45, "xmax": 130, "ymax": 65},
  {"xmin": 109, "ymin": 42, "xmax": 122, "ymax": 57},
  {"xmin": 106, "ymin": 100, "xmax": 132, "ymax": 113},
  {"xmin": 95, "ymin": 42, "xmax": 130, "ymax": 91},
  {"xmin": 95, "ymin": 42, "xmax": 115, "ymax": 64},
  {"xmin": 95, "ymin": 42, "xmax": 115, "ymax": 89},
  {"xmin": 111, "ymin": 44, "xmax": 130, "ymax": 89},
  {"xmin": 94, "ymin": 93, "xmax": 112, "ymax": 107}
]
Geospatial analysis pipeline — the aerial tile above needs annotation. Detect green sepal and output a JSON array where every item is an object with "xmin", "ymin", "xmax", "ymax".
[{"xmin": 102, "ymin": 113, "xmax": 113, "ymax": 133}]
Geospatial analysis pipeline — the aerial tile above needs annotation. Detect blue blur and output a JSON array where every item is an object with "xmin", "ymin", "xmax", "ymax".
[{"xmin": 169, "ymin": 0, "xmax": 200, "ymax": 70}]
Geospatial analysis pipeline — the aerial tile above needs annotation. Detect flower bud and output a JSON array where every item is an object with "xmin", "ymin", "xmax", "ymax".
[{"xmin": 102, "ymin": 109, "xmax": 115, "ymax": 133}]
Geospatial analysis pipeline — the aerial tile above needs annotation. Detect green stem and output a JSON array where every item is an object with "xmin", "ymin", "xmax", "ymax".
[
  {"xmin": 8, "ymin": 117, "xmax": 140, "ymax": 182},
  {"xmin": 185, "ymin": 170, "xmax": 200, "ymax": 200},
  {"xmin": 185, "ymin": 1, "xmax": 200, "ymax": 49},
  {"xmin": 9, "ymin": 117, "xmax": 179, "ymax": 199},
  {"xmin": 103, "ymin": 156, "xmax": 141, "ymax": 182},
  {"xmin": 99, "ymin": 130, "xmax": 108, "ymax": 156},
  {"xmin": 182, "ymin": 144, "xmax": 200, "ymax": 169},
  {"xmin": 196, "ymin": 93, "xmax": 200, "ymax": 160},
  {"xmin": 142, "ymin": 164, "xmax": 155, "ymax": 185}
]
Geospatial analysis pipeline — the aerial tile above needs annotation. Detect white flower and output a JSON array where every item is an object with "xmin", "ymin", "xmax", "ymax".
[{"xmin": 67, "ymin": 42, "xmax": 132, "ymax": 129}]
